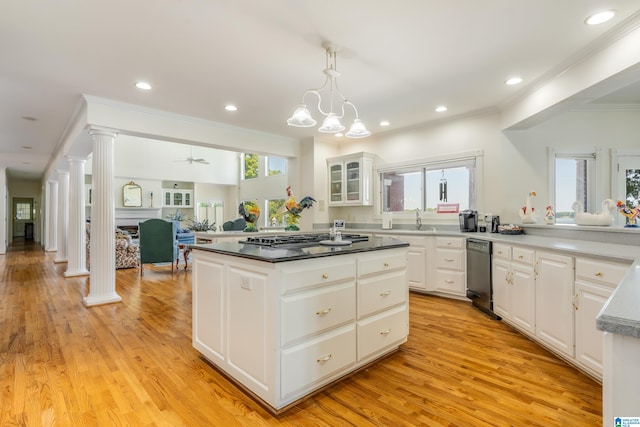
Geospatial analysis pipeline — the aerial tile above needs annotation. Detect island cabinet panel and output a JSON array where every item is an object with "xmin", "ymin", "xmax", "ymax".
[
  {"xmin": 357, "ymin": 305, "xmax": 408, "ymax": 363},
  {"xmin": 357, "ymin": 251, "xmax": 406, "ymax": 277},
  {"xmin": 280, "ymin": 324, "xmax": 356, "ymax": 399},
  {"xmin": 281, "ymin": 259, "xmax": 355, "ymax": 294},
  {"xmin": 192, "ymin": 258, "xmax": 225, "ymax": 363},
  {"xmin": 280, "ymin": 281, "xmax": 356, "ymax": 346},
  {"xmin": 227, "ymin": 266, "xmax": 271, "ymax": 388}
]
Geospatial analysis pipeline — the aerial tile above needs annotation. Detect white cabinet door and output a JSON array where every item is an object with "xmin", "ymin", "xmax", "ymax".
[
  {"xmin": 192, "ymin": 257, "xmax": 225, "ymax": 363},
  {"xmin": 535, "ymin": 251, "xmax": 575, "ymax": 358},
  {"xmin": 492, "ymin": 258, "xmax": 510, "ymax": 320},
  {"xmin": 406, "ymin": 245, "xmax": 426, "ymax": 290},
  {"xmin": 327, "ymin": 154, "xmax": 374, "ymax": 206},
  {"xmin": 328, "ymin": 162, "xmax": 344, "ymax": 204},
  {"xmin": 575, "ymin": 281, "xmax": 614, "ymax": 378},
  {"xmin": 510, "ymin": 262, "xmax": 536, "ymax": 335}
]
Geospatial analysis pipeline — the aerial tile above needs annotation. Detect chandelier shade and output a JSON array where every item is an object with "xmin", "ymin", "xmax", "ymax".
[{"xmin": 287, "ymin": 44, "xmax": 370, "ymax": 138}]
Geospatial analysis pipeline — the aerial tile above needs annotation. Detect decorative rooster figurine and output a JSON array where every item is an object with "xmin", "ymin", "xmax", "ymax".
[
  {"xmin": 519, "ymin": 191, "xmax": 538, "ymax": 224},
  {"xmin": 239, "ymin": 200, "xmax": 260, "ymax": 232},
  {"xmin": 284, "ymin": 186, "xmax": 316, "ymax": 231},
  {"xmin": 616, "ymin": 200, "xmax": 640, "ymax": 228}
]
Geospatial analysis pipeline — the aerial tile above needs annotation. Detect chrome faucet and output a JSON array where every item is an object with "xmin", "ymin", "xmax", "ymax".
[{"xmin": 415, "ymin": 209, "xmax": 423, "ymax": 230}]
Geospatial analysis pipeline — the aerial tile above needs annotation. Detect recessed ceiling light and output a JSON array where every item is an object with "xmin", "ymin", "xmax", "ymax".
[
  {"xmin": 435, "ymin": 106, "xmax": 447, "ymax": 113},
  {"xmin": 225, "ymin": 104, "xmax": 238, "ymax": 112},
  {"xmin": 379, "ymin": 120, "xmax": 390, "ymax": 127},
  {"xmin": 21, "ymin": 116, "xmax": 37, "ymax": 121},
  {"xmin": 135, "ymin": 81, "xmax": 152, "ymax": 90},
  {"xmin": 505, "ymin": 77, "xmax": 523, "ymax": 85},
  {"xmin": 586, "ymin": 10, "xmax": 615, "ymax": 25}
]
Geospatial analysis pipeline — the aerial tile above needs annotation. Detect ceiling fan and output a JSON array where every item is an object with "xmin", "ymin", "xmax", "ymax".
[{"xmin": 174, "ymin": 146, "xmax": 210, "ymax": 165}]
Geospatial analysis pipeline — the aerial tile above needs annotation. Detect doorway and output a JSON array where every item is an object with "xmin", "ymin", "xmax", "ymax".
[{"xmin": 13, "ymin": 198, "xmax": 35, "ymax": 239}]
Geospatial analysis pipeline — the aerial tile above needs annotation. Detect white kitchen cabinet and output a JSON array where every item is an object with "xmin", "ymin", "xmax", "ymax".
[
  {"xmin": 384, "ymin": 234, "xmax": 430, "ymax": 291},
  {"xmin": 574, "ymin": 257, "xmax": 630, "ymax": 379},
  {"xmin": 492, "ymin": 243, "xmax": 535, "ymax": 335},
  {"xmin": 433, "ymin": 236, "xmax": 466, "ymax": 296},
  {"xmin": 327, "ymin": 152, "xmax": 375, "ymax": 206},
  {"xmin": 535, "ymin": 251, "xmax": 575, "ymax": 359},
  {"xmin": 163, "ymin": 189, "xmax": 193, "ymax": 207},
  {"xmin": 192, "ymin": 246, "xmax": 408, "ymax": 411}
]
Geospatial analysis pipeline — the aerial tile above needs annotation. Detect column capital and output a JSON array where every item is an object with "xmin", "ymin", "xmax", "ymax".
[
  {"xmin": 55, "ymin": 169, "xmax": 70, "ymax": 177},
  {"xmin": 88, "ymin": 127, "xmax": 119, "ymax": 139},
  {"xmin": 65, "ymin": 155, "xmax": 89, "ymax": 164}
]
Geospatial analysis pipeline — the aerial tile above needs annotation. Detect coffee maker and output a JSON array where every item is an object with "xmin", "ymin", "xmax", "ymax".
[
  {"xmin": 459, "ymin": 210, "xmax": 478, "ymax": 232},
  {"xmin": 485, "ymin": 214, "xmax": 500, "ymax": 233}
]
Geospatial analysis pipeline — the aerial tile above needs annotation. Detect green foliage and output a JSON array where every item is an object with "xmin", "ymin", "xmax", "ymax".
[
  {"xmin": 268, "ymin": 199, "xmax": 285, "ymax": 225},
  {"xmin": 244, "ymin": 153, "xmax": 258, "ymax": 179},
  {"xmin": 166, "ymin": 209, "xmax": 185, "ymax": 221},
  {"xmin": 188, "ymin": 218, "xmax": 216, "ymax": 232},
  {"xmin": 626, "ymin": 168, "xmax": 640, "ymax": 208}
]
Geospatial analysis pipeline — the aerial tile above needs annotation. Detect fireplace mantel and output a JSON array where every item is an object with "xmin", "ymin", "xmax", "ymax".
[{"xmin": 115, "ymin": 208, "xmax": 162, "ymax": 226}]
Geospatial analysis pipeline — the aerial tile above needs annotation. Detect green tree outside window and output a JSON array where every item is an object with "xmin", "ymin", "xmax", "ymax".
[{"xmin": 244, "ymin": 153, "xmax": 258, "ymax": 179}]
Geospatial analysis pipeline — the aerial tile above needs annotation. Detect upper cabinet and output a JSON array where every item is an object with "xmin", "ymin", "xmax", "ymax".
[
  {"xmin": 163, "ymin": 189, "xmax": 193, "ymax": 208},
  {"xmin": 327, "ymin": 153, "xmax": 375, "ymax": 206}
]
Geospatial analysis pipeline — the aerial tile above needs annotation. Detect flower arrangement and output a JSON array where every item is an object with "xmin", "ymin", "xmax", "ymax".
[
  {"xmin": 166, "ymin": 209, "xmax": 186, "ymax": 221},
  {"xmin": 188, "ymin": 218, "xmax": 216, "ymax": 232}
]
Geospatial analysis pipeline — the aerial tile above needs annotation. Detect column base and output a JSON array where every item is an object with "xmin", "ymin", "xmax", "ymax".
[
  {"xmin": 64, "ymin": 268, "xmax": 90, "ymax": 277},
  {"xmin": 83, "ymin": 293, "xmax": 122, "ymax": 307}
]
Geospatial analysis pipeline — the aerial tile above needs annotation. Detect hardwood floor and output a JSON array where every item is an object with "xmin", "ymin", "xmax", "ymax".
[{"xmin": 1, "ymin": 239, "xmax": 602, "ymax": 426}]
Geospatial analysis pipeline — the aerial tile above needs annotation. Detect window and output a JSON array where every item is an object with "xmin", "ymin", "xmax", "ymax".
[
  {"xmin": 15, "ymin": 202, "xmax": 32, "ymax": 220},
  {"xmin": 266, "ymin": 156, "xmax": 287, "ymax": 176},
  {"xmin": 265, "ymin": 198, "xmax": 286, "ymax": 227},
  {"xmin": 379, "ymin": 153, "xmax": 480, "ymax": 215},
  {"xmin": 242, "ymin": 153, "xmax": 258, "ymax": 180},
  {"xmin": 549, "ymin": 148, "xmax": 600, "ymax": 224}
]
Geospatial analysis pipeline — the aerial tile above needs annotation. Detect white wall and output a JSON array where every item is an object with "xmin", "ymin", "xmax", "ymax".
[{"xmin": 315, "ymin": 109, "xmax": 640, "ymax": 226}]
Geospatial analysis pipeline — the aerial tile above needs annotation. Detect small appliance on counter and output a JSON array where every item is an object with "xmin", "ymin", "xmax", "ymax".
[
  {"xmin": 459, "ymin": 209, "xmax": 478, "ymax": 232},
  {"xmin": 485, "ymin": 214, "xmax": 500, "ymax": 233}
]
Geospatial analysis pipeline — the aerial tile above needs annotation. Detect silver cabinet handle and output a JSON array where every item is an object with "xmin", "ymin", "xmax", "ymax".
[
  {"xmin": 316, "ymin": 308, "xmax": 332, "ymax": 316},
  {"xmin": 444, "ymin": 258, "xmax": 454, "ymax": 262},
  {"xmin": 380, "ymin": 329, "xmax": 391, "ymax": 335},
  {"xmin": 316, "ymin": 354, "xmax": 332, "ymax": 363},
  {"xmin": 445, "ymin": 279, "xmax": 455, "ymax": 284},
  {"xmin": 380, "ymin": 290, "xmax": 391, "ymax": 296}
]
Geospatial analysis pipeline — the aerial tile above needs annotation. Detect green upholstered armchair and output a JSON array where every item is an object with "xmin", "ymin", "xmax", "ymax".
[{"xmin": 138, "ymin": 218, "xmax": 178, "ymax": 276}]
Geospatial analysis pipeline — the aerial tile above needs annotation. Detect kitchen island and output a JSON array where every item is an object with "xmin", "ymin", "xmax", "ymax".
[{"xmin": 190, "ymin": 234, "xmax": 409, "ymax": 413}]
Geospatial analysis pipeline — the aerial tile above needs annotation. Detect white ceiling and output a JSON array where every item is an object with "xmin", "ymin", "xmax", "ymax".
[{"xmin": 2, "ymin": 0, "xmax": 640, "ymax": 181}]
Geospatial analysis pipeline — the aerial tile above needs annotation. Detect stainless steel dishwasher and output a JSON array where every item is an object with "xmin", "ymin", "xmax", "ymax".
[{"xmin": 466, "ymin": 238, "xmax": 499, "ymax": 319}]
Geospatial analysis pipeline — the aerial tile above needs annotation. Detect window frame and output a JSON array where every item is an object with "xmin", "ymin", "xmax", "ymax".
[
  {"xmin": 375, "ymin": 150, "xmax": 483, "ymax": 220},
  {"xmin": 547, "ymin": 147, "xmax": 602, "ymax": 224},
  {"xmin": 265, "ymin": 156, "xmax": 287, "ymax": 177}
]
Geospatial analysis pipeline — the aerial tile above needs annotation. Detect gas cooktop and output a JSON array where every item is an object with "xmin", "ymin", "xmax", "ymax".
[{"xmin": 240, "ymin": 233, "xmax": 369, "ymax": 247}]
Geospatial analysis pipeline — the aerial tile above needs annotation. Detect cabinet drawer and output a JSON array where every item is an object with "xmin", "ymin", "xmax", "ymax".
[
  {"xmin": 357, "ymin": 305, "xmax": 408, "ymax": 362},
  {"xmin": 281, "ymin": 259, "xmax": 355, "ymax": 294},
  {"xmin": 388, "ymin": 235, "xmax": 425, "ymax": 247},
  {"xmin": 436, "ymin": 248, "xmax": 464, "ymax": 271},
  {"xmin": 357, "ymin": 270, "xmax": 407, "ymax": 318},
  {"xmin": 575, "ymin": 258, "xmax": 630, "ymax": 287},
  {"xmin": 493, "ymin": 243, "xmax": 511, "ymax": 261},
  {"xmin": 435, "ymin": 269, "xmax": 466, "ymax": 294},
  {"xmin": 512, "ymin": 247, "xmax": 535, "ymax": 266},
  {"xmin": 281, "ymin": 324, "xmax": 356, "ymax": 398},
  {"xmin": 281, "ymin": 282, "xmax": 356, "ymax": 346},
  {"xmin": 357, "ymin": 250, "xmax": 406, "ymax": 277},
  {"xmin": 436, "ymin": 236, "xmax": 464, "ymax": 249}
]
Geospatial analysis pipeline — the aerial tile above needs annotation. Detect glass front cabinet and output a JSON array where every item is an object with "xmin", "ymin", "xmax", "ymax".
[
  {"xmin": 162, "ymin": 189, "xmax": 194, "ymax": 207},
  {"xmin": 327, "ymin": 153, "xmax": 375, "ymax": 206}
]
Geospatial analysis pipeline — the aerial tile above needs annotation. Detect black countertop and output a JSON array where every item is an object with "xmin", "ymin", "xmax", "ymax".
[{"xmin": 189, "ymin": 235, "xmax": 409, "ymax": 263}]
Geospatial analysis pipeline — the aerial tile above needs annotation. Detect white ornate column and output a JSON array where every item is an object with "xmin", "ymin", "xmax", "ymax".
[
  {"xmin": 46, "ymin": 179, "xmax": 58, "ymax": 252},
  {"xmin": 64, "ymin": 157, "xmax": 89, "ymax": 277},
  {"xmin": 54, "ymin": 170, "xmax": 70, "ymax": 263},
  {"xmin": 84, "ymin": 129, "xmax": 121, "ymax": 306}
]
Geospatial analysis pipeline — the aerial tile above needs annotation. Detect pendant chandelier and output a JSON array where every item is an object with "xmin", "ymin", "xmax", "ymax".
[{"xmin": 287, "ymin": 43, "xmax": 371, "ymax": 138}]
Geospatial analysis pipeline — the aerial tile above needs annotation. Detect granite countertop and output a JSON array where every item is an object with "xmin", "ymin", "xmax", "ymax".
[{"xmin": 189, "ymin": 235, "xmax": 409, "ymax": 263}]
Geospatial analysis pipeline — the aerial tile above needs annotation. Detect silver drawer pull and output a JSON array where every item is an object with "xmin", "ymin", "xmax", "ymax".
[
  {"xmin": 316, "ymin": 308, "xmax": 332, "ymax": 316},
  {"xmin": 316, "ymin": 354, "xmax": 332, "ymax": 363},
  {"xmin": 444, "ymin": 258, "xmax": 454, "ymax": 262},
  {"xmin": 444, "ymin": 279, "xmax": 455, "ymax": 284},
  {"xmin": 380, "ymin": 290, "xmax": 391, "ymax": 296},
  {"xmin": 380, "ymin": 329, "xmax": 391, "ymax": 335}
]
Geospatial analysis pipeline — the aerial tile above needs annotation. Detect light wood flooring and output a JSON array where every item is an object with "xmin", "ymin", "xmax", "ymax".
[{"xmin": 0, "ymin": 239, "xmax": 602, "ymax": 426}]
